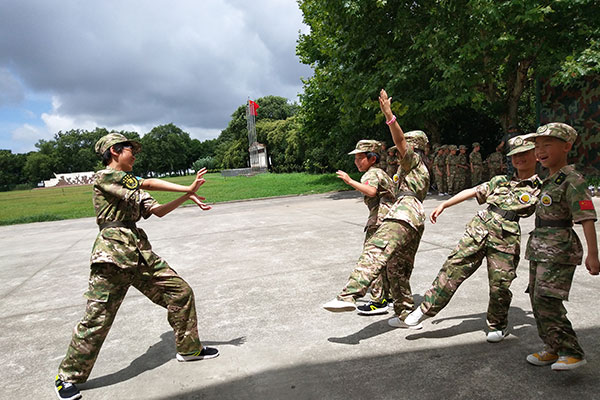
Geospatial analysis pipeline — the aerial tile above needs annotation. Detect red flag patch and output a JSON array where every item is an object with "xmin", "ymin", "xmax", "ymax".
[{"xmin": 579, "ymin": 200, "xmax": 595, "ymax": 210}]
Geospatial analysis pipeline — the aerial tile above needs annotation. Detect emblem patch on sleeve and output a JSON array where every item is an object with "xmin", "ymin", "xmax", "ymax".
[
  {"xmin": 554, "ymin": 173, "xmax": 566, "ymax": 185},
  {"xmin": 519, "ymin": 193, "xmax": 531, "ymax": 204},
  {"xmin": 121, "ymin": 173, "xmax": 140, "ymax": 190},
  {"xmin": 393, "ymin": 174, "xmax": 399, "ymax": 183},
  {"xmin": 579, "ymin": 200, "xmax": 595, "ymax": 211}
]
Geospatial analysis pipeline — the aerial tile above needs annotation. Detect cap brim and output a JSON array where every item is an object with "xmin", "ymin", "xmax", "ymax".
[{"xmin": 507, "ymin": 144, "xmax": 535, "ymax": 156}]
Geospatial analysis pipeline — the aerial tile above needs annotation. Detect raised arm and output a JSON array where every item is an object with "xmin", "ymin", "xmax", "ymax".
[
  {"xmin": 141, "ymin": 168, "xmax": 207, "ymax": 193},
  {"xmin": 430, "ymin": 187, "xmax": 477, "ymax": 223},
  {"xmin": 336, "ymin": 170, "xmax": 377, "ymax": 197},
  {"xmin": 379, "ymin": 89, "xmax": 407, "ymax": 158}
]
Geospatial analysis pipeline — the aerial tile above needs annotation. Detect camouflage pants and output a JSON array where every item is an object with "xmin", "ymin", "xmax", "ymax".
[
  {"xmin": 435, "ymin": 172, "xmax": 446, "ymax": 194},
  {"xmin": 58, "ymin": 261, "xmax": 201, "ymax": 383},
  {"xmin": 420, "ymin": 223, "xmax": 519, "ymax": 331},
  {"xmin": 364, "ymin": 226, "xmax": 390, "ymax": 303},
  {"xmin": 454, "ymin": 170, "xmax": 467, "ymax": 193},
  {"xmin": 447, "ymin": 173, "xmax": 455, "ymax": 194},
  {"xmin": 528, "ymin": 261, "xmax": 583, "ymax": 358},
  {"xmin": 471, "ymin": 166, "xmax": 483, "ymax": 185},
  {"xmin": 338, "ymin": 220, "xmax": 423, "ymax": 319}
]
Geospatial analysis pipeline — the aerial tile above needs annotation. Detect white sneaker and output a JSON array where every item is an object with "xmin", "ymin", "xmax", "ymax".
[
  {"xmin": 387, "ymin": 316, "xmax": 423, "ymax": 329},
  {"xmin": 486, "ymin": 330, "xmax": 509, "ymax": 343},
  {"xmin": 551, "ymin": 356, "xmax": 587, "ymax": 371},
  {"xmin": 404, "ymin": 307, "xmax": 429, "ymax": 326},
  {"xmin": 322, "ymin": 299, "xmax": 356, "ymax": 312}
]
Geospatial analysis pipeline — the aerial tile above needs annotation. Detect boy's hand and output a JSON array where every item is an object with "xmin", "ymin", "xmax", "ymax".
[
  {"xmin": 189, "ymin": 194, "xmax": 211, "ymax": 211},
  {"xmin": 430, "ymin": 204, "xmax": 445, "ymax": 224},
  {"xmin": 188, "ymin": 168, "xmax": 207, "ymax": 193},
  {"xmin": 585, "ymin": 254, "xmax": 600, "ymax": 275},
  {"xmin": 336, "ymin": 170, "xmax": 352, "ymax": 185},
  {"xmin": 378, "ymin": 89, "xmax": 392, "ymax": 116}
]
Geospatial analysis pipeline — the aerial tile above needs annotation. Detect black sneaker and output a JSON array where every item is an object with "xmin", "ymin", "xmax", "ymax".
[
  {"xmin": 176, "ymin": 347, "xmax": 220, "ymax": 362},
  {"xmin": 356, "ymin": 299, "xmax": 390, "ymax": 315},
  {"xmin": 54, "ymin": 376, "xmax": 81, "ymax": 400}
]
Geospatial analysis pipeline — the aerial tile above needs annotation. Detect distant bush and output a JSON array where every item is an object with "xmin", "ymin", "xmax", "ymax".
[{"xmin": 193, "ymin": 156, "xmax": 217, "ymax": 171}]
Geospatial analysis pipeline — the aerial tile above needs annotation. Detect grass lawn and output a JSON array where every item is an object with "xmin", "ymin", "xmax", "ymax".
[{"xmin": 0, "ymin": 172, "xmax": 358, "ymax": 226}]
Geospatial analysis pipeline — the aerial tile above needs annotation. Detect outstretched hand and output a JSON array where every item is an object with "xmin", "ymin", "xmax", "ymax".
[
  {"xmin": 336, "ymin": 170, "xmax": 352, "ymax": 185},
  {"xmin": 430, "ymin": 204, "xmax": 445, "ymax": 224},
  {"xmin": 189, "ymin": 194, "xmax": 211, "ymax": 211},
  {"xmin": 378, "ymin": 89, "xmax": 392, "ymax": 115},
  {"xmin": 188, "ymin": 168, "xmax": 207, "ymax": 193}
]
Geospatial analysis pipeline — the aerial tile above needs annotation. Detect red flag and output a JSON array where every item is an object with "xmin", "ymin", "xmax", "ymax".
[
  {"xmin": 579, "ymin": 200, "xmax": 595, "ymax": 210},
  {"xmin": 249, "ymin": 100, "xmax": 259, "ymax": 116}
]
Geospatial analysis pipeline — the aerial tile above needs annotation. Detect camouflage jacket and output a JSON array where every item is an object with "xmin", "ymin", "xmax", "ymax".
[
  {"xmin": 456, "ymin": 154, "xmax": 469, "ymax": 173},
  {"xmin": 469, "ymin": 151, "xmax": 483, "ymax": 166},
  {"xmin": 526, "ymin": 165, "xmax": 597, "ymax": 265},
  {"xmin": 433, "ymin": 153, "xmax": 445, "ymax": 175},
  {"xmin": 361, "ymin": 166, "xmax": 396, "ymax": 230},
  {"xmin": 377, "ymin": 151, "xmax": 388, "ymax": 170},
  {"xmin": 487, "ymin": 152, "xmax": 504, "ymax": 174},
  {"xmin": 446, "ymin": 154, "xmax": 458, "ymax": 172},
  {"xmin": 386, "ymin": 154, "xmax": 399, "ymax": 177},
  {"xmin": 90, "ymin": 168, "xmax": 159, "ymax": 269},
  {"xmin": 384, "ymin": 146, "xmax": 429, "ymax": 231},
  {"xmin": 472, "ymin": 174, "xmax": 542, "ymax": 254}
]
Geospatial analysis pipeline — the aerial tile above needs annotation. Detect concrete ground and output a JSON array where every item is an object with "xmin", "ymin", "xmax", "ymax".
[{"xmin": 1, "ymin": 192, "xmax": 599, "ymax": 400}]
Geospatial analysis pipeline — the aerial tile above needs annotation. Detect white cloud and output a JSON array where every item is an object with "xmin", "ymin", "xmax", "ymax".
[{"xmin": 0, "ymin": 0, "xmax": 313, "ymax": 153}]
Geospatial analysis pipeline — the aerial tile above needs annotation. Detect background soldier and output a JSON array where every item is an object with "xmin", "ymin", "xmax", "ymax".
[
  {"xmin": 386, "ymin": 145, "xmax": 399, "ymax": 178},
  {"xmin": 433, "ymin": 145, "xmax": 447, "ymax": 195},
  {"xmin": 456, "ymin": 145, "xmax": 470, "ymax": 191},
  {"xmin": 470, "ymin": 142, "xmax": 484, "ymax": 185},
  {"xmin": 486, "ymin": 144, "xmax": 505, "ymax": 179},
  {"xmin": 446, "ymin": 145, "xmax": 458, "ymax": 195}
]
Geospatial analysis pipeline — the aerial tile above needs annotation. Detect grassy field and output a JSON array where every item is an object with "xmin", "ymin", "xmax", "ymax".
[{"xmin": 0, "ymin": 172, "xmax": 358, "ymax": 226}]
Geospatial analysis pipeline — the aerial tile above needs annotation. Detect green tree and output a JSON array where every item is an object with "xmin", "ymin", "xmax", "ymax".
[
  {"xmin": 23, "ymin": 152, "xmax": 56, "ymax": 184},
  {"xmin": 0, "ymin": 150, "xmax": 27, "ymax": 190},
  {"xmin": 297, "ymin": 0, "xmax": 600, "ymax": 168},
  {"xmin": 257, "ymin": 116, "xmax": 306, "ymax": 172},
  {"xmin": 136, "ymin": 124, "xmax": 193, "ymax": 176}
]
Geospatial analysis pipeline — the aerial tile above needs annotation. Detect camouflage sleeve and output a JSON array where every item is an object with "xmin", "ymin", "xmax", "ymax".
[
  {"xmin": 95, "ymin": 170, "xmax": 142, "ymax": 202},
  {"xmin": 375, "ymin": 169, "xmax": 395, "ymax": 197},
  {"xmin": 475, "ymin": 176, "xmax": 502, "ymax": 205},
  {"xmin": 360, "ymin": 169, "xmax": 379, "ymax": 188},
  {"xmin": 567, "ymin": 175, "xmax": 597, "ymax": 223},
  {"xmin": 140, "ymin": 190, "xmax": 159, "ymax": 219},
  {"xmin": 398, "ymin": 146, "xmax": 418, "ymax": 173}
]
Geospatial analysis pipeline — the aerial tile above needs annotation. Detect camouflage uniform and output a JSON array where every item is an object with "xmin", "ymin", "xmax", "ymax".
[
  {"xmin": 523, "ymin": 127, "xmax": 597, "ymax": 359},
  {"xmin": 470, "ymin": 143, "xmax": 484, "ymax": 185},
  {"xmin": 338, "ymin": 131, "xmax": 430, "ymax": 319},
  {"xmin": 446, "ymin": 146, "xmax": 459, "ymax": 195},
  {"xmin": 486, "ymin": 151, "xmax": 504, "ymax": 179},
  {"xmin": 420, "ymin": 173, "xmax": 542, "ymax": 331},
  {"xmin": 377, "ymin": 142, "xmax": 388, "ymax": 171},
  {"xmin": 433, "ymin": 147, "xmax": 447, "ymax": 194},
  {"xmin": 456, "ymin": 145, "xmax": 469, "ymax": 192},
  {"xmin": 57, "ymin": 168, "xmax": 203, "ymax": 383},
  {"xmin": 386, "ymin": 146, "xmax": 399, "ymax": 178},
  {"xmin": 360, "ymin": 165, "xmax": 397, "ymax": 302}
]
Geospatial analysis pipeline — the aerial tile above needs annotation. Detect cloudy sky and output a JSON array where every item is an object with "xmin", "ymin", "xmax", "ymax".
[{"xmin": 0, "ymin": 0, "xmax": 313, "ymax": 153}]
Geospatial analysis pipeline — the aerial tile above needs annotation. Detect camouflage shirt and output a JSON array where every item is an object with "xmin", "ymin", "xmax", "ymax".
[
  {"xmin": 456, "ymin": 153, "xmax": 468, "ymax": 173},
  {"xmin": 384, "ymin": 146, "xmax": 429, "ymax": 231},
  {"xmin": 473, "ymin": 174, "xmax": 542, "ymax": 254},
  {"xmin": 487, "ymin": 151, "xmax": 504, "ymax": 174},
  {"xmin": 361, "ymin": 166, "xmax": 396, "ymax": 230},
  {"xmin": 526, "ymin": 165, "xmax": 597, "ymax": 265},
  {"xmin": 469, "ymin": 151, "xmax": 483, "ymax": 166},
  {"xmin": 446, "ymin": 153, "xmax": 458, "ymax": 171},
  {"xmin": 90, "ymin": 168, "xmax": 159, "ymax": 269}
]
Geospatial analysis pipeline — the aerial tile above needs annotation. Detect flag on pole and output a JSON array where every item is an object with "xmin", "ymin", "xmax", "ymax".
[{"xmin": 249, "ymin": 100, "xmax": 260, "ymax": 116}]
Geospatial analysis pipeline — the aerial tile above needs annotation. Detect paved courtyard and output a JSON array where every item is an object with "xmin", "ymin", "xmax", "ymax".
[{"xmin": 1, "ymin": 192, "xmax": 599, "ymax": 399}]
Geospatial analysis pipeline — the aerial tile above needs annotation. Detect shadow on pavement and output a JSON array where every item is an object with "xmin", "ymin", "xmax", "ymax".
[
  {"xmin": 153, "ymin": 324, "xmax": 600, "ymax": 400},
  {"xmin": 81, "ymin": 332, "xmax": 246, "ymax": 390}
]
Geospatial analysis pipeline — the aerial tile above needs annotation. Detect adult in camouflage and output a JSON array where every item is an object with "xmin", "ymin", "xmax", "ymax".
[{"xmin": 54, "ymin": 133, "xmax": 218, "ymax": 400}]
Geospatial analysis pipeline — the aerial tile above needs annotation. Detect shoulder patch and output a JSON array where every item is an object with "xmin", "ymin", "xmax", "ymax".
[
  {"xmin": 579, "ymin": 200, "xmax": 595, "ymax": 211},
  {"xmin": 554, "ymin": 172, "xmax": 566, "ymax": 185},
  {"xmin": 121, "ymin": 173, "xmax": 140, "ymax": 190}
]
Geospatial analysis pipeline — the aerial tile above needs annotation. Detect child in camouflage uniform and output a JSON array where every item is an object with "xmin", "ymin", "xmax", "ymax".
[
  {"xmin": 386, "ymin": 146, "xmax": 399, "ymax": 178},
  {"xmin": 456, "ymin": 145, "xmax": 470, "ymax": 191},
  {"xmin": 446, "ymin": 145, "xmax": 458, "ymax": 195},
  {"xmin": 323, "ymin": 89, "xmax": 430, "ymax": 329},
  {"xmin": 335, "ymin": 140, "xmax": 397, "ymax": 315},
  {"xmin": 433, "ymin": 145, "xmax": 447, "ymax": 195},
  {"xmin": 54, "ymin": 133, "xmax": 218, "ymax": 400},
  {"xmin": 404, "ymin": 135, "xmax": 542, "ymax": 342},
  {"xmin": 524, "ymin": 123, "xmax": 598, "ymax": 371}
]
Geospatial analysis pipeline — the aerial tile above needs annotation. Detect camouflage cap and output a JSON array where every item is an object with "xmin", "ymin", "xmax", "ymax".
[
  {"xmin": 525, "ymin": 122, "xmax": 577, "ymax": 144},
  {"xmin": 459, "ymin": 145, "xmax": 467, "ymax": 150},
  {"xmin": 448, "ymin": 145, "xmax": 457, "ymax": 151},
  {"xmin": 388, "ymin": 145, "xmax": 397, "ymax": 153},
  {"xmin": 472, "ymin": 142, "xmax": 481, "ymax": 147},
  {"xmin": 348, "ymin": 139, "xmax": 381, "ymax": 155},
  {"xmin": 95, "ymin": 133, "xmax": 142, "ymax": 155},
  {"xmin": 507, "ymin": 134, "xmax": 535, "ymax": 156},
  {"xmin": 404, "ymin": 130, "xmax": 428, "ymax": 151},
  {"xmin": 440, "ymin": 144, "xmax": 448, "ymax": 150}
]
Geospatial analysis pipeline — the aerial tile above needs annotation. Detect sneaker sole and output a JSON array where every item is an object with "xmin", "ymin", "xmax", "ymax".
[
  {"xmin": 357, "ymin": 308, "xmax": 388, "ymax": 315},
  {"xmin": 54, "ymin": 385, "xmax": 82, "ymax": 400},
  {"xmin": 176, "ymin": 352, "xmax": 220, "ymax": 362},
  {"xmin": 551, "ymin": 359, "xmax": 587, "ymax": 371},
  {"xmin": 323, "ymin": 305, "xmax": 356, "ymax": 312},
  {"xmin": 526, "ymin": 354, "xmax": 558, "ymax": 366}
]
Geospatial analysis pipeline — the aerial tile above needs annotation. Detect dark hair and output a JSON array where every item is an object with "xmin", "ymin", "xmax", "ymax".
[
  {"xmin": 101, "ymin": 142, "xmax": 129, "ymax": 166},
  {"xmin": 365, "ymin": 152, "xmax": 380, "ymax": 164}
]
